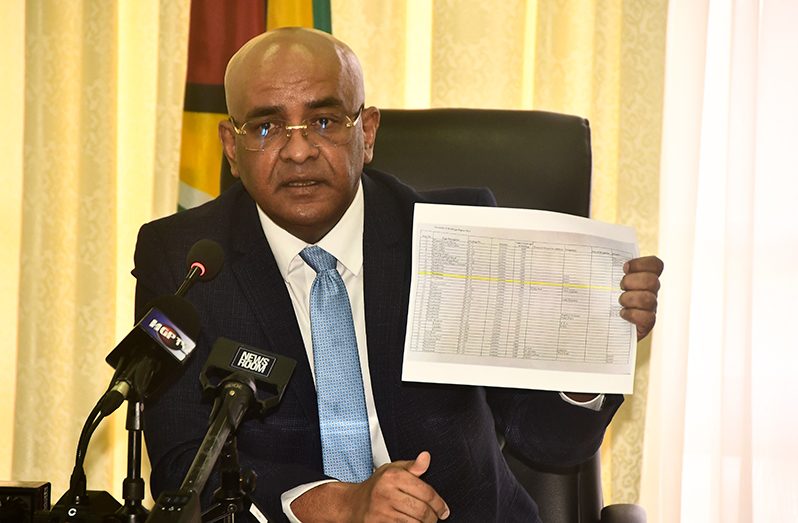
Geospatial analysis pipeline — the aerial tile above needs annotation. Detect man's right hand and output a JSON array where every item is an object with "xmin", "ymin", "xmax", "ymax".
[{"xmin": 291, "ymin": 451, "xmax": 450, "ymax": 522}]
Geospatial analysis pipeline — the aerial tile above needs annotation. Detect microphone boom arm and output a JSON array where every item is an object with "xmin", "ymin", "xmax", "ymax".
[{"xmin": 179, "ymin": 377, "xmax": 254, "ymax": 495}]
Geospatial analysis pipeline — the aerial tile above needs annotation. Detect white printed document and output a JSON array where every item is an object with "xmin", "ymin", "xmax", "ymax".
[{"xmin": 402, "ymin": 203, "xmax": 639, "ymax": 394}]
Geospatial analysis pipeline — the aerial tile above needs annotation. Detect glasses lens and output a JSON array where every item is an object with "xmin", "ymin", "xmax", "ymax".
[
  {"xmin": 242, "ymin": 119, "xmax": 280, "ymax": 151},
  {"xmin": 307, "ymin": 113, "xmax": 357, "ymax": 146}
]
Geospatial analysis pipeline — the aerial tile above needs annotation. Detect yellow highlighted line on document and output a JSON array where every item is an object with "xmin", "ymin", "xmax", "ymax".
[{"xmin": 417, "ymin": 271, "xmax": 619, "ymax": 291}]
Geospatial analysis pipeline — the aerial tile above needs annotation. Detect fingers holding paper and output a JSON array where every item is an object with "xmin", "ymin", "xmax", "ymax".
[{"xmin": 619, "ymin": 255, "xmax": 664, "ymax": 341}]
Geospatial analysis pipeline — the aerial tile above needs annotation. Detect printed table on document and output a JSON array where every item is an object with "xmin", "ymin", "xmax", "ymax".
[{"xmin": 408, "ymin": 228, "xmax": 634, "ymax": 365}]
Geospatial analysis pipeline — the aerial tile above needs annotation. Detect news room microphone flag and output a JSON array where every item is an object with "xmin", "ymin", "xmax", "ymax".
[{"xmin": 178, "ymin": 0, "xmax": 332, "ymax": 211}]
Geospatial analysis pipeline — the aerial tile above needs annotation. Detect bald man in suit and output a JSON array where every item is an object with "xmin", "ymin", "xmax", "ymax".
[{"xmin": 134, "ymin": 27, "xmax": 663, "ymax": 522}]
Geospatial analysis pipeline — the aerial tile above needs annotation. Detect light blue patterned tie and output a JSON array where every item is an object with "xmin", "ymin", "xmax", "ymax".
[{"xmin": 300, "ymin": 245, "xmax": 373, "ymax": 482}]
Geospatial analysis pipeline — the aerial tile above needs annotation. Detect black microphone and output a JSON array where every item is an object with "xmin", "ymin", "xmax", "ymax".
[
  {"xmin": 169, "ymin": 338, "xmax": 295, "ymax": 504},
  {"xmin": 103, "ymin": 238, "xmax": 223, "ymax": 410},
  {"xmin": 148, "ymin": 339, "xmax": 295, "ymax": 522},
  {"xmin": 99, "ymin": 241, "xmax": 220, "ymax": 522},
  {"xmin": 104, "ymin": 295, "xmax": 200, "ymax": 407},
  {"xmin": 175, "ymin": 239, "xmax": 224, "ymax": 298}
]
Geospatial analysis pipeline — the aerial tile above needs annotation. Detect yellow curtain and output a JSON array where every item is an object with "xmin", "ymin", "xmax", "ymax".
[
  {"xmin": 0, "ymin": 0, "xmax": 25, "ymax": 485},
  {"xmin": 1, "ymin": 0, "xmax": 667, "ymax": 508},
  {"xmin": 3, "ymin": 0, "xmax": 190, "ymax": 501},
  {"xmin": 332, "ymin": 0, "xmax": 667, "ymax": 503}
]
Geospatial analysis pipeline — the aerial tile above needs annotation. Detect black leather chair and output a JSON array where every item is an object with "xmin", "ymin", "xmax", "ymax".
[{"xmin": 370, "ymin": 108, "xmax": 646, "ymax": 523}]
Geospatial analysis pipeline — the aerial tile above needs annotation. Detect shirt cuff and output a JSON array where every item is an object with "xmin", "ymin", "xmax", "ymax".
[
  {"xmin": 559, "ymin": 392, "xmax": 605, "ymax": 411},
  {"xmin": 281, "ymin": 479, "xmax": 337, "ymax": 522}
]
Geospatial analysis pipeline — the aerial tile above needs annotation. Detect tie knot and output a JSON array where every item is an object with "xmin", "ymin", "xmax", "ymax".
[{"xmin": 300, "ymin": 245, "xmax": 337, "ymax": 274}]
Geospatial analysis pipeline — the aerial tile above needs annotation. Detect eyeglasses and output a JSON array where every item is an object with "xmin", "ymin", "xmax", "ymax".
[{"xmin": 229, "ymin": 105, "xmax": 364, "ymax": 152}]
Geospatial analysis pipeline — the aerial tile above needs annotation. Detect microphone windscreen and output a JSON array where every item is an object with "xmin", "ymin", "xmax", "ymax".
[
  {"xmin": 186, "ymin": 239, "xmax": 224, "ymax": 281},
  {"xmin": 106, "ymin": 294, "xmax": 201, "ymax": 388},
  {"xmin": 147, "ymin": 294, "xmax": 201, "ymax": 341}
]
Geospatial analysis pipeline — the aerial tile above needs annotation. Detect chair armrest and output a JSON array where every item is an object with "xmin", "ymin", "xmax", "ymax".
[{"xmin": 600, "ymin": 503, "xmax": 647, "ymax": 523}]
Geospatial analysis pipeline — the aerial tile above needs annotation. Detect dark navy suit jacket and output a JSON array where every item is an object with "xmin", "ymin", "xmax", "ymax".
[{"xmin": 133, "ymin": 169, "xmax": 622, "ymax": 522}]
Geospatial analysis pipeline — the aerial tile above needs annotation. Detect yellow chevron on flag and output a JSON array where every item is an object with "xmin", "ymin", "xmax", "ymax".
[
  {"xmin": 267, "ymin": 0, "xmax": 314, "ymax": 29},
  {"xmin": 267, "ymin": 0, "xmax": 331, "ymax": 31},
  {"xmin": 179, "ymin": 111, "xmax": 226, "ymax": 209}
]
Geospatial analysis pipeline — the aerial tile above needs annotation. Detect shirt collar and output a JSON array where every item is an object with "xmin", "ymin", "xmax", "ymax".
[{"xmin": 257, "ymin": 181, "xmax": 364, "ymax": 278}]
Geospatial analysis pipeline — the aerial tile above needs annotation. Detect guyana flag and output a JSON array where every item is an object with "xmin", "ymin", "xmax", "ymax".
[{"xmin": 178, "ymin": 0, "xmax": 332, "ymax": 210}]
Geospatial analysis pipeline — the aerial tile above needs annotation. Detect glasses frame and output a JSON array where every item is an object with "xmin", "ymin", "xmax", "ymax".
[{"xmin": 229, "ymin": 104, "xmax": 365, "ymax": 152}]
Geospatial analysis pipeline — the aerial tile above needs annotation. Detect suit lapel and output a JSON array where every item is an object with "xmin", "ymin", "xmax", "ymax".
[
  {"xmin": 228, "ymin": 194, "xmax": 320, "ymax": 426},
  {"xmin": 362, "ymin": 174, "xmax": 413, "ymax": 456}
]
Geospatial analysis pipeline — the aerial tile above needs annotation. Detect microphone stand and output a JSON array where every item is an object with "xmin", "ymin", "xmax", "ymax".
[
  {"xmin": 147, "ymin": 379, "xmax": 268, "ymax": 522},
  {"xmin": 114, "ymin": 400, "xmax": 148, "ymax": 523},
  {"xmin": 116, "ymin": 243, "xmax": 218, "ymax": 520},
  {"xmin": 181, "ymin": 380, "xmax": 252, "ymax": 497},
  {"xmin": 200, "ymin": 434, "xmax": 259, "ymax": 523},
  {"xmin": 184, "ymin": 379, "xmax": 269, "ymax": 522}
]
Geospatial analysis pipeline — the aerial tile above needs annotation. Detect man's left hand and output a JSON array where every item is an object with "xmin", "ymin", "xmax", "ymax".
[{"xmin": 619, "ymin": 255, "xmax": 664, "ymax": 341}]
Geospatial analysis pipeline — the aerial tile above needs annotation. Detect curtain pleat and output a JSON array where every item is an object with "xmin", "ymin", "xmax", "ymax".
[{"xmin": 10, "ymin": 0, "xmax": 191, "ymax": 501}]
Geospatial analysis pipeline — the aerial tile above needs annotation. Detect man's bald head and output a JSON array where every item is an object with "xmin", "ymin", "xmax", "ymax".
[
  {"xmin": 224, "ymin": 27, "xmax": 365, "ymax": 119},
  {"xmin": 217, "ymin": 27, "xmax": 380, "ymax": 244}
]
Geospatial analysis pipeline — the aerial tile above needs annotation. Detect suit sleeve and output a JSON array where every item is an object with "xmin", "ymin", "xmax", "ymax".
[
  {"xmin": 133, "ymin": 222, "xmax": 329, "ymax": 522},
  {"xmin": 487, "ymin": 387, "xmax": 623, "ymax": 467}
]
